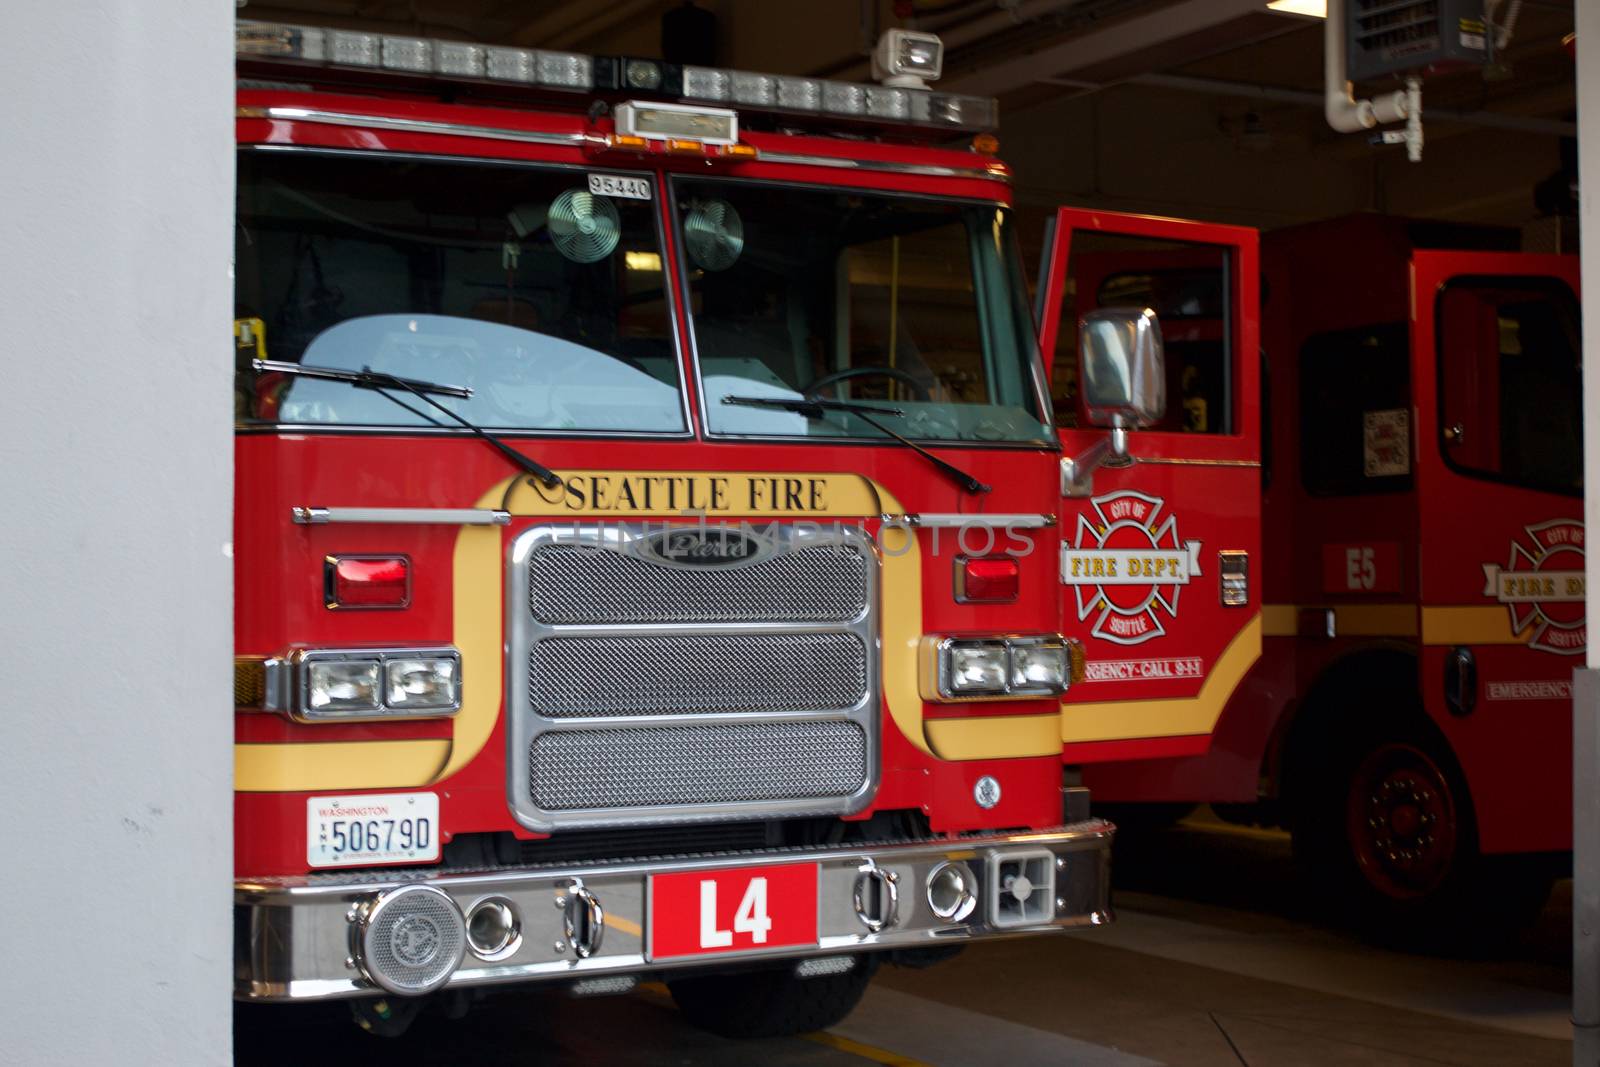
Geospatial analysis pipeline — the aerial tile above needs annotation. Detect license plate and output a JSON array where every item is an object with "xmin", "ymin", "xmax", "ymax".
[
  {"xmin": 587, "ymin": 172, "xmax": 651, "ymax": 200},
  {"xmin": 649, "ymin": 863, "xmax": 819, "ymax": 960},
  {"xmin": 306, "ymin": 792, "xmax": 440, "ymax": 869}
]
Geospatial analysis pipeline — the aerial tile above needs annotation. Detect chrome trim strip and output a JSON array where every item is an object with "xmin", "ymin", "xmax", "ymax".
[
  {"xmin": 234, "ymin": 821, "xmax": 1114, "ymax": 1001},
  {"xmin": 241, "ymin": 423, "xmax": 697, "ymax": 440},
  {"xmin": 292, "ymin": 507, "xmax": 510, "ymax": 526},
  {"xmin": 237, "ymin": 108, "xmax": 1009, "ymax": 185},
  {"xmin": 1135, "ymin": 456, "xmax": 1261, "ymax": 467},
  {"xmin": 758, "ymin": 150, "xmax": 1011, "ymax": 184},
  {"xmin": 887, "ymin": 513, "xmax": 1055, "ymax": 529},
  {"xmin": 239, "ymin": 105, "xmax": 590, "ymax": 148}
]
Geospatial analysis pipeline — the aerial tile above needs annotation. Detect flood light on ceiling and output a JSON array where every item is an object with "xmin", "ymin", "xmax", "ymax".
[{"xmin": 1266, "ymin": 0, "xmax": 1326, "ymax": 16}]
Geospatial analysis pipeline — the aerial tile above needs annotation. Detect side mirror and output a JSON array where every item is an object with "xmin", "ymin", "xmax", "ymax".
[
  {"xmin": 1062, "ymin": 307, "xmax": 1166, "ymax": 497},
  {"xmin": 1080, "ymin": 307, "xmax": 1165, "ymax": 428}
]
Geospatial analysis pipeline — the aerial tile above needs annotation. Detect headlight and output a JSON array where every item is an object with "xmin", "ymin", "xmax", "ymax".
[
  {"xmin": 948, "ymin": 642, "xmax": 1009, "ymax": 694},
  {"xmin": 307, "ymin": 659, "xmax": 381, "ymax": 713},
  {"xmin": 289, "ymin": 648, "xmax": 462, "ymax": 722},
  {"xmin": 921, "ymin": 635, "xmax": 1073, "ymax": 701},
  {"xmin": 386, "ymin": 656, "xmax": 460, "ymax": 710},
  {"xmin": 1010, "ymin": 639, "xmax": 1068, "ymax": 691}
]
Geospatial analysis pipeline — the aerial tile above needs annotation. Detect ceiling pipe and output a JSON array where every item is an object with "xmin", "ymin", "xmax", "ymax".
[
  {"xmin": 1324, "ymin": 0, "xmax": 1409, "ymax": 131},
  {"xmin": 1057, "ymin": 72, "xmax": 1574, "ymax": 138}
]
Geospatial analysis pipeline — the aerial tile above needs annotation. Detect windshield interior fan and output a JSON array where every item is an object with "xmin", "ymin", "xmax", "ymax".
[
  {"xmin": 684, "ymin": 198, "xmax": 744, "ymax": 272},
  {"xmin": 548, "ymin": 188, "xmax": 621, "ymax": 264}
]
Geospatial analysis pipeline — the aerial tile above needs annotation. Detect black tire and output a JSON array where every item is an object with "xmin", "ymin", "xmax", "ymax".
[
  {"xmin": 1291, "ymin": 719, "xmax": 1552, "ymax": 950},
  {"xmin": 668, "ymin": 957, "xmax": 876, "ymax": 1039}
]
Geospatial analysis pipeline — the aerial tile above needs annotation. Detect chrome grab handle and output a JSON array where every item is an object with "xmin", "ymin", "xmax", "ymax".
[
  {"xmin": 563, "ymin": 883, "xmax": 605, "ymax": 959},
  {"xmin": 852, "ymin": 861, "xmax": 899, "ymax": 933}
]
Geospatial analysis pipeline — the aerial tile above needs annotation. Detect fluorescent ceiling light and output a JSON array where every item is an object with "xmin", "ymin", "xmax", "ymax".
[{"xmin": 1267, "ymin": 0, "xmax": 1326, "ymax": 16}]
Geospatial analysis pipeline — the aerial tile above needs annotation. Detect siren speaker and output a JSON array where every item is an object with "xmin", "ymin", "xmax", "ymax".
[{"xmin": 354, "ymin": 884, "xmax": 467, "ymax": 995}]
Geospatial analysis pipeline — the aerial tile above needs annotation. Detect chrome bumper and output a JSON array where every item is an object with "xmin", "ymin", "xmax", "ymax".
[{"xmin": 235, "ymin": 821, "xmax": 1114, "ymax": 1001}]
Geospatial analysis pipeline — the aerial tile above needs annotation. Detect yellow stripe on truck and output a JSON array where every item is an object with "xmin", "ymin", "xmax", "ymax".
[
  {"xmin": 236, "ymin": 739, "xmax": 451, "ymax": 792},
  {"xmin": 1421, "ymin": 605, "xmax": 1532, "ymax": 646},
  {"xmin": 1059, "ymin": 614, "xmax": 1262, "ymax": 744}
]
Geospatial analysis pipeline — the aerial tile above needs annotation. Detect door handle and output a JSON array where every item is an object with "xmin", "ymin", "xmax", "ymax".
[
  {"xmin": 1443, "ymin": 422, "xmax": 1466, "ymax": 445},
  {"xmin": 1443, "ymin": 646, "xmax": 1477, "ymax": 717}
]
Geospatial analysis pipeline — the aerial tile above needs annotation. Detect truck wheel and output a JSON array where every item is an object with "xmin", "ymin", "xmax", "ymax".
[
  {"xmin": 1344, "ymin": 737, "xmax": 1463, "ymax": 905},
  {"xmin": 1294, "ymin": 726, "xmax": 1550, "ymax": 947},
  {"xmin": 668, "ymin": 958, "xmax": 875, "ymax": 1039}
]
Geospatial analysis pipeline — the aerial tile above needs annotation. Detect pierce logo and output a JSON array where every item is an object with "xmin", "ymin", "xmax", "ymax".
[
  {"xmin": 639, "ymin": 525, "xmax": 770, "ymax": 568},
  {"xmin": 1063, "ymin": 490, "xmax": 1202, "ymax": 645},
  {"xmin": 1481, "ymin": 519, "xmax": 1586, "ymax": 655}
]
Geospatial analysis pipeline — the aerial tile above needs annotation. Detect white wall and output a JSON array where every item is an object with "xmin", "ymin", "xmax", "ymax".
[
  {"xmin": 1583, "ymin": 0, "xmax": 1600, "ymax": 664},
  {"xmin": 0, "ymin": 3, "xmax": 235, "ymax": 1064},
  {"xmin": 1576, "ymin": 6, "xmax": 1600, "ymax": 1063}
]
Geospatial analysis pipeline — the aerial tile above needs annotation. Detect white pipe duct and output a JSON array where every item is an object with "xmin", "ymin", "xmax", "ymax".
[{"xmin": 1325, "ymin": 0, "xmax": 1409, "ymax": 131}]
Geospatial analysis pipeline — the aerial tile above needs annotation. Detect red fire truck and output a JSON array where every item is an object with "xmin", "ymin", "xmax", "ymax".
[
  {"xmin": 1048, "ymin": 211, "xmax": 1581, "ymax": 935},
  {"xmin": 229, "ymin": 20, "xmax": 1135, "ymax": 1037}
]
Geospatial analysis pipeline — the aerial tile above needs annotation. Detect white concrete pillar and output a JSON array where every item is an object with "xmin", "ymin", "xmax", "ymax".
[
  {"xmin": 0, "ymin": 3, "xmax": 235, "ymax": 1065},
  {"xmin": 1579, "ymin": 5, "xmax": 1600, "ymax": 1066}
]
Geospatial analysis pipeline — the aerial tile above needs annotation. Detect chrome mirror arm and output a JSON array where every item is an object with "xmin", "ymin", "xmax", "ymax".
[{"xmin": 1061, "ymin": 423, "xmax": 1132, "ymax": 498}]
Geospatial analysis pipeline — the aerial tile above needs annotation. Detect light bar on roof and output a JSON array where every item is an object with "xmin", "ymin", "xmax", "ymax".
[{"xmin": 235, "ymin": 19, "xmax": 999, "ymax": 133}]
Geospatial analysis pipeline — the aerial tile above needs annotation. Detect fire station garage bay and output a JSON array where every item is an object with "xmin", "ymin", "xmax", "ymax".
[{"xmin": 6, "ymin": 1, "xmax": 1599, "ymax": 1065}]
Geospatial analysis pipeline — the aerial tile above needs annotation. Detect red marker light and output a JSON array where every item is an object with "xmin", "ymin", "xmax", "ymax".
[
  {"xmin": 326, "ymin": 556, "xmax": 411, "ymax": 609},
  {"xmin": 956, "ymin": 556, "xmax": 1019, "ymax": 603}
]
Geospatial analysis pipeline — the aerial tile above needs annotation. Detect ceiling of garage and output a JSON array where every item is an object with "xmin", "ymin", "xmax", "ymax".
[{"xmin": 236, "ymin": 0, "xmax": 1578, "ymax": 230}]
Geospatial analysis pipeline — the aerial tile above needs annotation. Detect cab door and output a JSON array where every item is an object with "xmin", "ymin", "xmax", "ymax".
[
  {"xmin": 1035, "ymin": 209, "xmax": 1262, "ymax": 759},
  {"xmin": 1412, "ymin": 250, "xmax": 1582, "ymax": 854}
]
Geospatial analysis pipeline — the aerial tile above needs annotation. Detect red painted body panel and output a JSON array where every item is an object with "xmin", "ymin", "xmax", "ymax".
[
  {"xmin": 232, "ymin": 90, "xmax": 1063, "ymax": 878},
  {"xmin": 1034, "ymin": 209, "xmax": 1264, "ymax": 758},
  {"xmin": 1411, "ymin": 250, "xmax": 1581, "ymax": 853}
]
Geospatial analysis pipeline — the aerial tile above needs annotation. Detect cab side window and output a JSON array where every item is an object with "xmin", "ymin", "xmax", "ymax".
[
  {"xmin": 1437, "ymin": 277, "xmax": 1582, "ymax": 495},
  {"xmin": 1048, "ymin": 233, "xmax": 1232, "ymax": 434}
]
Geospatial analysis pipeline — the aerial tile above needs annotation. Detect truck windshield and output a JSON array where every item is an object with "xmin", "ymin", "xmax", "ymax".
[
  {"xmin": 235, "ymin": 150, "xmax": 686, "ymax": 433},
  {"xmin": 672, "ymin": 179, "xmax": 1052, "ymax": 445}
]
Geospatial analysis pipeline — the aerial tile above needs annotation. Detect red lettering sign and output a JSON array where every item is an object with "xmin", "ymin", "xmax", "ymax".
[{"xmin": 1321, "ymin": 542, "xmax": 1402, "ymax": 595}]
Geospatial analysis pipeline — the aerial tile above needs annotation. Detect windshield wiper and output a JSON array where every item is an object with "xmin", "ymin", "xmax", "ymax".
[
  {"xmin": 255, "ymin": 358, "xmax": 561, "ymax": 489},
  {"xmin": 722, "ymin": 395, "xmax": 990, "ymax": 495}
]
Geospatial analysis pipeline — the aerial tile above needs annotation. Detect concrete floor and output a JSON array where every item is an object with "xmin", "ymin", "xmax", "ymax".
[{"xmin": 235, "ymin": 812, "xmax": 1574, "ymax": 1065}]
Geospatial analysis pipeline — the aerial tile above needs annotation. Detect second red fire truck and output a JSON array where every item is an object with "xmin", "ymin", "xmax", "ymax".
[{"xmin": 1047, "ymin": 211, "xmax": 1581, "ymax": 935}]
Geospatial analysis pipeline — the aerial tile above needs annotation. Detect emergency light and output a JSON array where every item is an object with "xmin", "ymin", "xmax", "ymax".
[
  {"xmin": 955, "ymin": 556, "xmax": 1020, "ymax": 603},
  {"xmin": 326, "ymin": 554, "xmax": 409, "ymax": 609},
  {"xmin": 236, "ymin": 20, "xmax": 998, "ymax": 134}
]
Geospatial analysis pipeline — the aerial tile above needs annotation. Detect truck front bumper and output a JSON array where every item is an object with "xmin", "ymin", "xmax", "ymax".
[{"xmin": 236, "ymin": 820, "xmax": 1114, "ymax": 1001}]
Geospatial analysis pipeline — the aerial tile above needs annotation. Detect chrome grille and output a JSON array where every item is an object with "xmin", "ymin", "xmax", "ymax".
[
  {"xmin": 530, "ymin": 633, "xmax": 868, "ymax": 717},
  {"xmin": 530, "ymin": 721, "xmax": 868, "ymax": 811},
  {"xmin": 527, "ymin": 543, "xmax": 869, "ymax": 624},
  {"xmin": 507, "ymin": 522, "xmax": 880, "ymax": 831}
]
